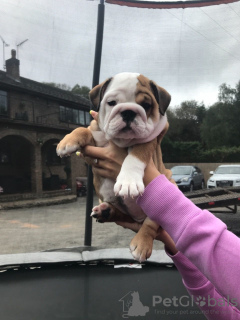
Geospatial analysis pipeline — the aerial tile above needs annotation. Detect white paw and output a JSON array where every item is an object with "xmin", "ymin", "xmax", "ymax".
[
  {"xmin": 56, "ymin": 134, "xmax": 79, "ymax": 157},
  {"xmin": 114, "ymin": 154, "xmax": 145, "ymax": 198},
  {"xmin": 57, "ymin": 144, "xmax": 79, "ymax": 157},
  {"xmin": 129, "ymin": 233, "xmax": 153, "ymax": 262},
  {"xmin": 114, "ymin": 172, "xmax": 145, "ymax": 198}
]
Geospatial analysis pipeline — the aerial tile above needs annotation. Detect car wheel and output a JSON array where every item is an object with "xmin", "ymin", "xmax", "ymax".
[
  {"xmin": 201, "ymin": 180, "xmax": 205, "ymax": 189},
  {"xmin": 189, "ymin": 183, "xmax": 194, "ymax": 192}
]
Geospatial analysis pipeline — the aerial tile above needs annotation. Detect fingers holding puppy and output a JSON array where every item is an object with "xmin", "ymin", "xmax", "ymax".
[{"xmin": 82, "ymin": 142, "xmax": 128, "ymax": 180}]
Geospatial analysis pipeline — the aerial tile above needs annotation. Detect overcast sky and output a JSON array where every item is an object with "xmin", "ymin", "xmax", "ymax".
[{"xmin": 0, "ymin": 0, "xmax": 240, "ymax": 107}]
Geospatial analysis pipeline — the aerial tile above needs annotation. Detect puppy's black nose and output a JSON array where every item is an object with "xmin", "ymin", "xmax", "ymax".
[{"xmin": 121, "ymin": 110, "xmax": 136, "ymax": 123}]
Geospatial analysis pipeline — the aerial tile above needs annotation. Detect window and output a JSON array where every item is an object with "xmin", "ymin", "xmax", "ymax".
[
  {"xmin": 72, "ymin": 109, "xmax": 78, "ymax": 124},
  {"xmin": 60, "ymin": 106, "xmax": 90, "ymax": 125},
  {"xmin": 85, "ymin": 112, "xmax": 91, "ymax": 125},
  {"xmin": 79, "ymin": 110, "xmax": 85, "ymax": 125},
  {"xmin": 0, "ymin": 90, "xmax": 7, "ymax": 116}
]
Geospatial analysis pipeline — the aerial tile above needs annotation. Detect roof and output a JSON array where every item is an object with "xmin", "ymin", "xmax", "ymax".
[
  {"xmin": 0, "ymin": 70, "xmax": 91, "ymax": 109},
  {"xmin": 219, "ymin": 164, "xmax": 240, "ymax": 167}
]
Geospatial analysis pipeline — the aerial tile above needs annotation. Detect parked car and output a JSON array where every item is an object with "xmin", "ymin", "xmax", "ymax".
[
  {"xmin": 171, "ymin": 165, "xmax": 205, "ymax": 192},
  {"xmin": 207, "ymin": 164, "xmax": 240, "ymax": 188}
]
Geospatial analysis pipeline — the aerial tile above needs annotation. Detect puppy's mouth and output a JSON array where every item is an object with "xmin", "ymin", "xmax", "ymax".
[
  {"xmin": 101, "ymin": 103, "xmax": 151, "ymax": 141},
  {"xmin": 120, "ymin": 124, "xmax": 132, "ymax": 133}
]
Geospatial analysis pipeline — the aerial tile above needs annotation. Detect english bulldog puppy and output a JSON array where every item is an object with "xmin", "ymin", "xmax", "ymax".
[{"xmin": 57, "ymin": 72, "xmax": 174, "ymax": 262}]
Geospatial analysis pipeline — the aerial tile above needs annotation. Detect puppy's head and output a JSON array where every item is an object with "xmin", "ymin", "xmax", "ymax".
[{"xmin": 89, "ymin": 72, "xmax": 171, "ymax": 147}]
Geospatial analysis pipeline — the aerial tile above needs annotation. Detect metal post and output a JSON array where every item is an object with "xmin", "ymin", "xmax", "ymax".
[{"xmin": 84, "ymin": 0, "xmax": 105, "ymax": 246}]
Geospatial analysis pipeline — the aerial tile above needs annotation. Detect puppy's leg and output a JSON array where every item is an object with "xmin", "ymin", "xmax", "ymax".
[
  {"xmin": 91, "ymin": 202, "xmax": 135, "ymax": 223},
  {"xmin": 114, "ymin": 139, "xmax": 157, "ymax": 198},
  {"xmin": 130, "ymin": 217, "xmax": 158, "ymax": 262},
  {"xmin": 56, "ymin": 126, "xmax": 95, "ymax": 157}
]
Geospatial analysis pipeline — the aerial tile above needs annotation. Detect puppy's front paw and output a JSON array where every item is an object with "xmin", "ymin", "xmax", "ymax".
[
  {"xmin": 56, "ymin": 127, "xmax": 92, "ymax": 157},
  {"xmin": 130, "ymin": 232, "xmax": 153, "ymax": 263},
  {"xmin": 57, "ymin": 134, "xmax": 79, "ymax": 157},
  {"xmin": 114, "ymin": 173, "xmax": 145, "ymax": 198},
  {"xmin": 114, "ymin": 154, "xmax": 145, "ymax": 198}
]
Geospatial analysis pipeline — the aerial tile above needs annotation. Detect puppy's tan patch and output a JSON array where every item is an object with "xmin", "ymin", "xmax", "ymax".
[{"xmin": 136, "ymin": 74, "xmax": 158, "ymax": 119}]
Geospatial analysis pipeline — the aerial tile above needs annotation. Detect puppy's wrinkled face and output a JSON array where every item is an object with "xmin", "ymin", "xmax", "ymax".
[{"xmin": 90, "ymin": 72, "xmax": 171, "ymax": 147}]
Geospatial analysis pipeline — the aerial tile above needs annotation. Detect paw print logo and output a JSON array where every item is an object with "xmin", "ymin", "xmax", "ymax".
[{"xmin": 195, "ymin": 296, "xmax": 206, "ymax": 307}]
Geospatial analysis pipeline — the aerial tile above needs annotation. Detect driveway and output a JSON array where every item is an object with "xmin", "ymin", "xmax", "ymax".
[
  {"xmin": 0, "ymin": 196, "xmax": 165, "ymax": 255},
  {"xmin": 0, "ymin": 197, "xmax": 239, "ymax": 255}
]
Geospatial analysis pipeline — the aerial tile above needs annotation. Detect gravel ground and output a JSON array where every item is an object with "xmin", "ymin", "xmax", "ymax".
[{"xmin": 0, "ymin": 196, "xmax": 239, "ymax": 255}]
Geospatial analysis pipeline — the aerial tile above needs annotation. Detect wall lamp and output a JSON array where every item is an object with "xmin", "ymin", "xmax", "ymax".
[{"xmin": 37, "ymin": 138, "xmax": 43, "ymax": 146}]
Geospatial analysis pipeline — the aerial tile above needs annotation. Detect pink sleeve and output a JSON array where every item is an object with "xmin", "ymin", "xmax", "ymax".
[
  {"xmin": 168, "ymin": 251, "xmax": 240, "ymax": 319},
  {"xmin": 136, "ymin": 174, "xmax": 240, "ymax": 309}
]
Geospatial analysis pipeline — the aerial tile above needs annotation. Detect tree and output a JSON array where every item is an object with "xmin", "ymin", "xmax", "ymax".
[
  {"xmin": 42, "ymin": 82, "xmax": 91, "ymax": 99},
  {"xmin": 200, "ymin": 102, "xmax": 240, "ymax": 149},
  {"xmin": 200, "ymin": 80, "xmax": 240, "ymax": 149},
  {"xmin": 167, "ymin": 100, "xmax": 206, "ymax": 142},
  {"xmin": 42, "ymin": 82, "xmax": 71, "ymax": 91},
  {"xmin": 218, "ymin": 83, "xmax": 236, "ymax": 104},
  {"xmin": 71, "ymin": 85, "xmax": 90, "ymax": 100},
  {"xmin": 235, "ymin": 80, "xmax": 240, "ymax": 102}
]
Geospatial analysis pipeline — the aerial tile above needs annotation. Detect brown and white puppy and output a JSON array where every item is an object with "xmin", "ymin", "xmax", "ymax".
[{"xmin": 57, "ymin": 72, "xmax": 173, "ymax": 262}]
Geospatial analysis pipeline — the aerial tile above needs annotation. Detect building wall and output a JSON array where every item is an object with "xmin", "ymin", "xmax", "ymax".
[
  {"xmin": 0, "ymin": 86, "xmax": 89, "ymax": 199},
  {"xmin": 7, "ymin": 90, "xmax": 86, "ymax": 130}
]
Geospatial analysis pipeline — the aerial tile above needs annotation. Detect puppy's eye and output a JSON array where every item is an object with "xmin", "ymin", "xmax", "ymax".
[
  {"xmin": 142, "ymin": 102, "xmax": 151, "ymax": 111},
  {"xmin": 107, "ymin": 100, "xmax": 117, "ymax": 107}
]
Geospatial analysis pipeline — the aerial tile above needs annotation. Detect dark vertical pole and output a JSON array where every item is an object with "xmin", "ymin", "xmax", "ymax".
[{"xmin": 84, "ymin": 0, "xmax": 105, "ymax": 246}]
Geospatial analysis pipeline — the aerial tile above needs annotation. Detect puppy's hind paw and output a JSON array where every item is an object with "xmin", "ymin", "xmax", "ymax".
[
  {"xmin": 91, "ymin": 202, "xmax": 112, "ymax": 223},
  {"xmin": 129, "ymin": 233, "xmax": 153, "ymax": 263}
]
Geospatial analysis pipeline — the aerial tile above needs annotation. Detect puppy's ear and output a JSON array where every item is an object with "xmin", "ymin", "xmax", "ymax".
[
  {"xmin": 150, "ymin": 81, "xmax": 171, "ymax": 116},
  {"xmin": 89, "ymin": 77, "xmax": 112, "ymax": 111}
]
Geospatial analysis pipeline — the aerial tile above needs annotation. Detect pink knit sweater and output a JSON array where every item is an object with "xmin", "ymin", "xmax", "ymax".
[{"xmin": 137, "ymin": 174, "xmax": 240, "ymax": 319}]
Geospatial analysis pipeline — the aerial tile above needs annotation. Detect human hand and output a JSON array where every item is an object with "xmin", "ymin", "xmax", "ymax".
[{"xmin": 83, "ymin": 141, "xmax": 127, "ymax": 181}]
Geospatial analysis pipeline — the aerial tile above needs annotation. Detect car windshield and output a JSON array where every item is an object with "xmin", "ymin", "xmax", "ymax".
[
  {"xmin": 215, "ymin": 167, "xmax": 240, "ymax": 174},
  {"xmin": 171, "ymin": 167, "xmax": 192, "ymax": 175}
]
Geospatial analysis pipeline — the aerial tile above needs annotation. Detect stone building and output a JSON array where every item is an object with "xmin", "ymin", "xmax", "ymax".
[{"xmin": 0, "ymin": 49, "xmax": 91, "ymax": 203}]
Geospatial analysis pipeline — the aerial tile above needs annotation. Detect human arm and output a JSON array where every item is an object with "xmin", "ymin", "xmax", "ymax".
[
  {"xmin": 170, "ymin": 251, "xmax": 240, "ymax": 319},
  {"xmin": 83, "ymin": 143, "xmax": 240, "ymax": 307},
  {"xmin": 117, "ymin": 221, "xmax": 240, "ymax": 319},
  {"xmin": 136, "ymin": 171, "xmax": 240, "ymax": 309}
]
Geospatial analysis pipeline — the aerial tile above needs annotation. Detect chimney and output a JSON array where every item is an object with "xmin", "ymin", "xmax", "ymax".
[{"xmin": 6, "ymin": 49, "xmax": 20, "ymax": 81}]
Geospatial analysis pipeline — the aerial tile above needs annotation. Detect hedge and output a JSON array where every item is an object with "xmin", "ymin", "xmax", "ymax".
[{"xmin": 161, "ymin": 140, "xmax": 240, "ymax": 163}]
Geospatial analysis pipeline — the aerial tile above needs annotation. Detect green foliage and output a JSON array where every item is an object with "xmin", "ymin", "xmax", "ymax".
[
  {"xmin": 71, "ymin": 84, "xmax": 90, "ymax": 99},
  {"xmin": 167, "ymin": 100, "xmax": 206, "ymax": 142},
  {"xmin": 165, "ymin": 80, "xmax": 240, "ymax": 163},
  {"xmin": 162, "ymin": 139, "xmax": 240, "ymax": 163},
  {"xmin": 218, "ymin": 83, "xmax": 236, "ymax": 104},
  {"xmin": 161, "ymin": 139, "xmax": 203, "ymax": 163},
  {"xmin": 200, "ymin": 146, "xmax": 240, "ymax": 163},
  {"xmin": 42, "ymin": 82, "xmax": 91, "ymax": 99},
  {"xmin": 201, "ymin": 102, "xmax": 240, "ymax": 149},
  {"xmin": 42, "ymin": 82, "xmax": 71, "ymax": 91}
]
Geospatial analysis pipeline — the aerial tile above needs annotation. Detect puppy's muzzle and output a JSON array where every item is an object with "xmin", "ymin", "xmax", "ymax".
[{"xmin": 121, "ymin": 110, "xmax": 136, "ymax": 124}]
